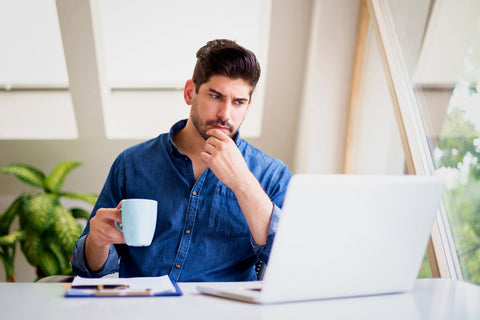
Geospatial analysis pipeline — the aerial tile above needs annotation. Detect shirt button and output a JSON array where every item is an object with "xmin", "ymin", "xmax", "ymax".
[
  {"xmin": 184, "ymin": 157, "xmax": 188, "ymax": 161},
  {"xmin": 175, "ymin": 264, "xmax": 181, "ymax": 269},
  {"xmin": 192, "ymin": 190, "xmax": 197, "ymax": 196},
  {"xmin": 185, "ymin": 229, "xmax": 191, "ymax": 234}
]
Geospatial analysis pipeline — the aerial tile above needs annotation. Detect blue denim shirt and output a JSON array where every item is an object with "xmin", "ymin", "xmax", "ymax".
[{"xmin": 72, "ymin": 119, "xmax": 291, "ymax": 281}]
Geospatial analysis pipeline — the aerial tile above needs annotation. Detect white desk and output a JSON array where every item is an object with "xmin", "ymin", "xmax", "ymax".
[{"xmin": 1, "ymin": 279, "xmax": 479, "ymax": 319}]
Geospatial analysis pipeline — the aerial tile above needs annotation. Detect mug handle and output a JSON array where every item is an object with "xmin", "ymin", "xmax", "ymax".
[
  {"xmin": 115, "ymin": 207, "xmax": 123, "ymax": 231},
  {"xmin": 114, "ymin": 221, "xmax": 123, "ymax": 232}
]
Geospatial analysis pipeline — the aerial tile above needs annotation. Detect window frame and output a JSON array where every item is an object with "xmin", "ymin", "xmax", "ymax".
[{"xmin": 344, "ymin": 0, "xmax": 462, "ymax": 279}]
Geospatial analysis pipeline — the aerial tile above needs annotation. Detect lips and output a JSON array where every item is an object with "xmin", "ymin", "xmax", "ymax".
[
  {"xmin": 212, "ymin": 125, "xmax": 229, "ymax": 131},
  {"xmin": 206, "ymin": 120, "xmax": 233, "ymax": 133}
]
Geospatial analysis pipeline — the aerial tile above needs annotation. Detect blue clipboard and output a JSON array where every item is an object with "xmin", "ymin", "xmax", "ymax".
[{"xmin": 64, "ymin": 278, "xmax": 182, "ymax": 298}]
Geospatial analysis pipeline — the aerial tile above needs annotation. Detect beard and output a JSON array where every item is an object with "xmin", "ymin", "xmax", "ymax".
[{"xmin": 190, "ymin": 100, "xmax": 241, "ymax": 140}]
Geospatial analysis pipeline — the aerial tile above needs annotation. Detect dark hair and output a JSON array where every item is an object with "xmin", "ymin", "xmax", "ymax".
[{"xmin": 192, "ymin": 39, "xmax": 261, "ymax": 95}]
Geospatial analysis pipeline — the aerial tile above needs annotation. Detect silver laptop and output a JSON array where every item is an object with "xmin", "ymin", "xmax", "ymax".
[{"xmin": 197, "ymin": 174, "xmax": 445, "ymax": 304}]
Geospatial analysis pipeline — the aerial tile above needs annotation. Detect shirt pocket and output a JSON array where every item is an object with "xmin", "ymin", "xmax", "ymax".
[{"xmin": 208, "ymin": 184, "xmax": 251, "ymax": 238}]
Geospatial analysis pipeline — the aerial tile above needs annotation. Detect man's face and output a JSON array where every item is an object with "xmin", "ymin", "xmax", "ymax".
[{"xmin": 188, "ymin": 75, "xmax": 252, "ymax": 140}]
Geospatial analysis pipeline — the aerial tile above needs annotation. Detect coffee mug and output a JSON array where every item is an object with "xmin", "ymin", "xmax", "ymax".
[{"xmin": 115, "ymin": 199, "xmax": 158, "ymax": 246}]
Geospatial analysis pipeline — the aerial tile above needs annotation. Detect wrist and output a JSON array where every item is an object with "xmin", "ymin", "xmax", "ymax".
[
  {"xmin": 85, "ymin": 233, "xmax": 96, "ymax": 248},
  {"xmin": 231, "ymin": 171, "xmax": 256, "ymax": 193},
  {"xmin": 234, "ymin": 173, "xmax": 265, "ymax": 201},
  {"xmin": 85, "ymin": 234, "xmax": 110, "ymax": 273}
]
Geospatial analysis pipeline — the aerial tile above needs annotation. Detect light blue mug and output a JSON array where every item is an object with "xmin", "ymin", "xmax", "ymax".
[{"xmin": 115, "ymin": 199, "xmax": 158, "ymax": 246}]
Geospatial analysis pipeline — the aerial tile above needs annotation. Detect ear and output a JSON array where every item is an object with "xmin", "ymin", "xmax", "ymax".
[{"xmin": 184, "ymin": 80, "xmax": 196, "ymax": 105}]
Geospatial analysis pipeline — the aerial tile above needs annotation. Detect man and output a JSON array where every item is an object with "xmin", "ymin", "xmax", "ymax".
[{"xmin": 72, "ymin": 39, "xmax": 292, "ymax": 281}]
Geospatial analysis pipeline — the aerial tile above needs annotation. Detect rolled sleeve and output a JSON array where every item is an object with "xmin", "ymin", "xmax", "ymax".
[
  {"xmin": 71, "ymin": 234, "xmax": 120, "ymax": 278},
  {"xmin": 250, "ymin": 203, "xmax": 282, "ymax": 262}
]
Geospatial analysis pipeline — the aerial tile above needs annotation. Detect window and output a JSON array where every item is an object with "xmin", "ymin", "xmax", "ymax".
[
  {"xmin": 98, "ymin": 0, "xmax": 271, "ymax": 139},
  {"xmin": 0, "ymin": 0, "xmax": 77, "ymax": 139},
  {"xmin": 345, "ymin": 20, "xmax": 405, "ymax": 175},
  {"xmin": 345, "ymin": 0, "xmax": 480, "ymax": 283},
  {"xmin": 413, "ymin": 0, "xmax": 480, "ymax": 283},
  {"xmin": 0, "ymin": 0, "xmax": 271, "ymax": 140}
]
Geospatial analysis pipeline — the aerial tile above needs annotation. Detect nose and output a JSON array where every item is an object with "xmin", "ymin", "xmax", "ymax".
[{"xmin": 216, "ymin": 100, "xmax": 232, "ymax": 121}]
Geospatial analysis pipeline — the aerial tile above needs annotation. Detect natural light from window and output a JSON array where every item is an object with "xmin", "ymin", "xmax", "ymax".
[
  {"xmin": 0, "ymin": 0, "xmax": 270, "ymax": 140},
  {"xmin": 0, "ymin": 0, "xmax": 77, "ymax": 139},
  {"xmin": 98, "ymin": 0, "xmax": 271, "ymax": 139},
  {"xmin": 413, "ymin": 0, "xmax": 480, "ymax": 283}
]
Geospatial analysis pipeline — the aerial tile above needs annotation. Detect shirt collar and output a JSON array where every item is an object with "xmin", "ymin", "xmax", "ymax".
[{"xmin": 168, "ymin": 119, "xmax": 187, "ymax": 156}]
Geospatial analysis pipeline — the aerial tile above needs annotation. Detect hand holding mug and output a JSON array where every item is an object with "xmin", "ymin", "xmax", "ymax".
[{"xmin": 115, "ymin": 199, "xmax": 158, "ymax": 247}]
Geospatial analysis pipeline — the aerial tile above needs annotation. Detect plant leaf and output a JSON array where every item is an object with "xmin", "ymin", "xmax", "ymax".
[
  {"xmin": 0, "ymin": 230, "xmax": 25, "ymax": 246},
  {"xmin": 47, "ymin": 238, "xmax": 69, "ymax": 274},
  {"xmin": 61, "ymin": 266, "xmax": 73, "ymax": 276},
  {"xmin": 44, "ymin": 162, "xmax": 82, "ymax": 193},
  {"xmin": 23, "ymin": 194, "xmax": 58, "ymax": 233},
  {"xmin": 51, "ymin": 205, "xmax": 83, "ymax": 253},
  {"xmin": 61, "ymin": 192, "xmax": 98, "ymax": 205},
  {"xmin": 38, "ymin": 249, "xmax": 60, "ymax": 276},
  {"xmin": 0, "ymin": 195, "xmax": 25, "ymax": 235},
  {"xmin": 0, "ymin": 163, "xmax": 45, "ymax": 188},
  {"xmin": 70, "ymin": 208, "xmax": 91, "ymax": 220},
  {"xmin": 21, "ymin": 226, "xmax": 43, "ymax": 266}
]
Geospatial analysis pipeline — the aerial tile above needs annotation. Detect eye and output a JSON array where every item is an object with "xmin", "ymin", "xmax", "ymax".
[{"xmin": 234, "ymin": 100, "xmax": 247, "ymax": 108}]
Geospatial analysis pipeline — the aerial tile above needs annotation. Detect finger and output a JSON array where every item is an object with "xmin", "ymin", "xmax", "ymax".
[
  {"xmin": 107, "ymin": 225, "xmax": 125, "ymax": 243},
  {"xmin": 89, "ymin": 213, "xmax": 124, "ymax": 246},
  {"xmin": 99, "ymin": 228, "xmax": 125, "ymax": 245},
  {"xmin": 114, "ymin": 210, "xmax": 122, "ymax": 225},
  {"xmin": 200, "ymin": 151, "xmax": 215, "ymax": 165},
  {"xmin": 206, "ymin": 136, "xmax": 229, "ymax": 152},
  {"xmin": 206, "ymin": 128, "xmax": 229, "ymax": 140},
  {"xmin": 97, "ymin": 207, "xmax": 120, "ymax": 220},
  {"xmin": 114, "ymin": 202, "xmax": 123, "ymax": 223},
  {"xmin": 94, "ymin": 208, "xmax": 122, "ymax": 232},
  {"xmin": 203, "ymin": 142, "xmax": 217, "ymax": 155},
  {"xmin": 205, "ymin": 133, "xmax": 222, "ymax": 145},
  {"xmin": 200, "ymin": 151, "xmax": 211, "ymax": 161}
]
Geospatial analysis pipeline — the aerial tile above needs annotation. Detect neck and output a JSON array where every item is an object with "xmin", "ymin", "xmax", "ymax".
[
  {"xmin": 174, "ymin": 120, "xmax": 209, "ymax": 180},
  {"xmin": 174, "ymin": 119, "xmax": 205, "ymax": 156}
]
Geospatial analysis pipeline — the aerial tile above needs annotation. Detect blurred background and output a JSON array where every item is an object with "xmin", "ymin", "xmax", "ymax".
[{"xmin": 1, "ymin": 0, "xmax": 479, "ymax": 285}]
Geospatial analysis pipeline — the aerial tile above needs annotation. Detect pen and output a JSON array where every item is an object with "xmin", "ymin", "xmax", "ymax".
[
  {"xmin": 67, "ymin": 284, "xmax": 130, "ymax": 290},
  {"xmin": 94, "ymin": 289, "xmax": 153, "ymax": 297}
]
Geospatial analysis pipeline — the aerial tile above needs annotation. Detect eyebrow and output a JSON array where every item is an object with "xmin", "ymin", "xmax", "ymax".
[
  {"xmin": 208, "ymin": 88, "xmax": 224, "ymax": 97},
  {"xmin": 208, "ymin": 88, "xmax": 249, "ymax": 103}
]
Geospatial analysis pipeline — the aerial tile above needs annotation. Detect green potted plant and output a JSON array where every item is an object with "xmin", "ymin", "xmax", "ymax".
[{"xmin": 0, "ymin": 162, "xmax": 97, "ymax": 282}]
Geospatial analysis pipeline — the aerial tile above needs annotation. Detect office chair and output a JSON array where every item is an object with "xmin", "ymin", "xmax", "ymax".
[{"xmin": 36, "ymin": 275, "xmax": 74, "ymax": 283}]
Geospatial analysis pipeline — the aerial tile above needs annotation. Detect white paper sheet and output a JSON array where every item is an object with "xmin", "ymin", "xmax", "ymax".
[{"xmin": 71, "ymin": 275, "xmax": 176, "ymax": 295}]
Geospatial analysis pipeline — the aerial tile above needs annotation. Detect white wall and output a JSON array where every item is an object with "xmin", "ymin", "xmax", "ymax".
[
  {"xmin": 293, "ymin": 0, "xmax": 361, "ymax": 174},
  {"xmin": 0, "ymin": 0, "xmax": 361, "ymax": 281}
]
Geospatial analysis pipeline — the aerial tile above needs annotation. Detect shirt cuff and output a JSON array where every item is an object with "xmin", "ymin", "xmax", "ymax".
[{"xmin": 71, "ymin": 234, "xmax": 119, "ymax": 278}]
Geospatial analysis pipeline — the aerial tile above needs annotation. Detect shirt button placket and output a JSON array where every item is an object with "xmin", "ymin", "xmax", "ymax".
[
  {"xmin": 186, "ymin": 190, "xmax": 197, "ymax": 235},
  {"xmin": 170, "ymin": 184, "xmax": 201, "ymax": 281},
  {"xmin": 183, "ymin": 191, "xmax": 196, "ymax": 236}
]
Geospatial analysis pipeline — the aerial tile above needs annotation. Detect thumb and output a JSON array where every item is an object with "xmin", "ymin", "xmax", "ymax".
[{"xmin": 114, "ymin": 201, "xmax": 123, "ymax": 224}]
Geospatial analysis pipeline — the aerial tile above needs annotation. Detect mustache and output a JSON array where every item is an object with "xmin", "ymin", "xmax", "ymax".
[{"xmin": 205, "ymin": 119, "xmax": 234, "ymax": 131}]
